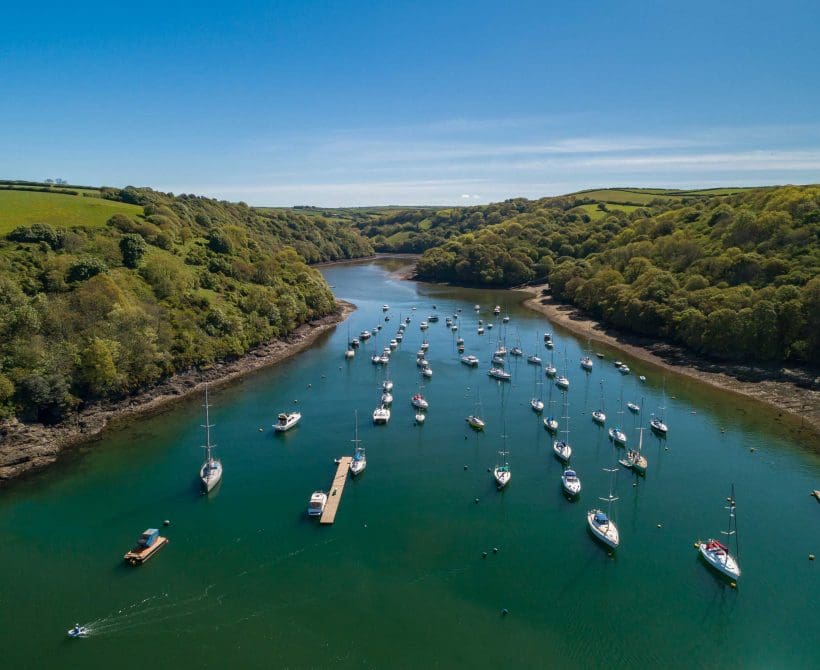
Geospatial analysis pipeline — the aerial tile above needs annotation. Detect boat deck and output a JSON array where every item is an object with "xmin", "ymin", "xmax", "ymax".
[{"xmin": 320, "ymin": 457, "xmax": 352, "ymax": 525}]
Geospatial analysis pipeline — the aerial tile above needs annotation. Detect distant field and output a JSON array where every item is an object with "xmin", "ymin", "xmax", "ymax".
[
  {"xmin": 0, "ymin": 190, "xmax": 143, "ymax": 233},
  {"xmin": 575, "ymin": 203, "xmax": 641, "ymax": 220},
  {"xmin": 572, "ymin": 189, "xmax": 661, "ymax": 204}
]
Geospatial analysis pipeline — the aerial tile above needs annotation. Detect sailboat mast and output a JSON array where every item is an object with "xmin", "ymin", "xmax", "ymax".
[{"xmin": 202, "ymin": 385, "xmax": 213, "ymax": 462}]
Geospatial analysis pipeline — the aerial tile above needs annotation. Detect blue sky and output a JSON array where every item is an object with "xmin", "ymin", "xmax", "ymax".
[{"xmin": 1, "ymin": 0, "xmax": 819, "ymax": 205}]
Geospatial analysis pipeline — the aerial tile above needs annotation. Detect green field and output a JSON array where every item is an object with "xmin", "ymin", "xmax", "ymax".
[
  {"xmin": 0, "ymin": 190, "xmax": 143, "ymax": 233},
  {"xmin": 575, "ymin": 202, "xmax": 641, "ymax": 220}
]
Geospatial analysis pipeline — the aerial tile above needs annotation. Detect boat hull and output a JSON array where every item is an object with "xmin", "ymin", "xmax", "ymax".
[
  {"xmin": 587, "ymin": 512, "xmax": 619, "ymax": 549},
  {"xmin": 698, "ymin": 542, "xmax": 741, "ymax": 580}
]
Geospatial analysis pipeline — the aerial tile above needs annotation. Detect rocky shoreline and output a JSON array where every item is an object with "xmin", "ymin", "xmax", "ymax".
[
  {"xmin": 521, "ymin": 286, "xmax": 820, "ymax": 445},
  {"xmin": 0, "ymin": 301, "xmax": 355, "ymax": 486}
]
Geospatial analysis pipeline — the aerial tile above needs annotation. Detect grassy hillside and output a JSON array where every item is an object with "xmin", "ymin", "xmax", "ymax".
[
  {"xmin": 0, "ymin": 184, "xmax": 374, "ymax": 424},
  {"xmin": 0, "ymin": 190, "xmax": 143, "ymax": 233}
]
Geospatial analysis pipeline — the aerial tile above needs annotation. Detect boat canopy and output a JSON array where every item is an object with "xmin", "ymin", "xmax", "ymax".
[{"xmin": 594, "ymin": 512, "xmax": 609, "ymax": 524}]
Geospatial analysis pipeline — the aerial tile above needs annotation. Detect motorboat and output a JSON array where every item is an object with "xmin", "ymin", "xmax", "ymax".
[
  {"xmin": 67, "ymin": 624, "xmax": 89, "ymax": 638},
  {"xmin": 580, "ymin": 356, "xmax": 593, "ymax": 371},
  {"xmin": 308, "ymin": 491, "xmax": 327, "ymax": 516},
  {"xmin": 561, "ymin": 469, "xmax": 581, "ymax": 497},
  {"xmin": 461, "ymin": 354, "xmax": 480, "ymax": 367},
  {"xmin": 420, "ymin": 321, "xmax": 428, "ymax": 330},
  {"xmin": 488, "ymin": 367, "xmax": 511, "ymax": 381},
  {"xmin": 372, "ymin": 405, "xmax": 391, "ymax": 424},
  {"xmin": 274, "ymin": 411, "xmax": 301, "ymax": 432}
]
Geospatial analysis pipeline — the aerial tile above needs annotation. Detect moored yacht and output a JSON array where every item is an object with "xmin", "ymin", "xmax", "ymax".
[
  {"xmin": 461, "ymin": 354, "xmax": 479, "ymax": 367},
  {"xmin": 588, "ymin": 468, "xmax": 620, "ymax": 549},
  {"xmin": 349, "ymin": 412, "xmax": 366, "ymax": 476},
  {"xmin": 274, "ymin": 411, "xmax": 301, "ymax": 432},
  {"xmin": 488, "ymin": 367, "xmax": 511, "ymax": 381},
  {"xmin": 372, "ymin": 404, "xmax": 391, "ymax": 425},
  {"xmin": 308, "ymin": 491, "xmax": 327, "ymax": 517},
  {"xmin": 697, "ymin": 485, "xmax": 741, "ymax": 581},
  {"xmin": 199, "ymin": 386, "xmax": 222, "ymax": 493},
  {"xmin": 561, "ymin": 469, "xmax": 581, "ymax": 497}
]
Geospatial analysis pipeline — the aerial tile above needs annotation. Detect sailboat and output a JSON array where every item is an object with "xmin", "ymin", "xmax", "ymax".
[
  {"xmin": 543, "ymin": 381, "xmax": 559, "ymax": 433},
  {"xmin": 587, "ymin": 467, "xmax": 620, "ymax": 549},
  {"xmin": 411, "ymin": 382, "xmax": 429, "ymax": 410},
  {"xmin": 697, "ymin": 485, "xmax": 741, "ymax": 580},
  {"xmin": 608, "ymin": 391, "xmax": 628, "ymax": 446},
  {"xmin": 591, "ymin": 380, "xmax": 606, "ymax": 424},
  {"xmin": 349, "ymin": 412, "xmax": 366, "ymax": 476},
  {"xmin": 553, "ymin": 393, "xmax": 572, "ymax": 462},
  {"xmin": 493, "ymin": 426, "xmax": 511, "ymax": 489},
  {"xmin": 466, "ymin": 387, "xmax": 485, "ymax": 430},
  {"xmin": 530, "ymin": 365, "xmax": 544, "ymax": 413},
  {"xmin": 199, "ymin": 386, "xmax": 222, "ymax": 493},
  {"xmin": 650, "ymin": 388, "xmax": 669, "ymax": 435},
  {"xmin": 544, "ymin": 351, "xmax": 557, "ymax": 377},
  {"xmin": 345, "ymin": 325, "xmax": 355, "ymax": 359},
  {"xmin": 619, "ymin": 425, "xmax": 647, "ymax": 475},
  {"xmin": 554, "ymin": 348, "xmax": 570, "ymax": 389},
  {"xmin": 580, "ymin": 339, "xmax": 593, "ymax": 371}
]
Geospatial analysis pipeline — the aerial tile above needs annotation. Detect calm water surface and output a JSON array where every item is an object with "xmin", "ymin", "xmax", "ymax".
[{"xmin": 1, "ymin": 259, "xmax": 818, "ymax": 669}]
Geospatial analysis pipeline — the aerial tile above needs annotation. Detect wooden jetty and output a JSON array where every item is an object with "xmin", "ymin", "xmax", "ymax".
[{"xmin": 320, "ymin": 457, "xmax": 352, "ymax": 524}]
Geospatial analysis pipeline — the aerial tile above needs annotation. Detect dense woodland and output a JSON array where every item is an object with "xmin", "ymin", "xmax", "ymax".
[
  {"xmin": 0, "ymin": 187, "xmax": 372, "ymax": 423},
  {"xmin": 1, "ymin": 182, "xmax": 817, "ymax": 425},
  {"xmin": 402, "ymin": 186, "xmax": 820, "ymax": 365}
]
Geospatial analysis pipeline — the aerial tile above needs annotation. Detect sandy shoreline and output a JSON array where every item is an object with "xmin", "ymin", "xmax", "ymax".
[
  {"xmin": 521, "ymin": 285, "xmax": 820, "ymax": 444},
  {"xmin": 0, "ymin": 300, "xmax": 355, "ymax": 486}
]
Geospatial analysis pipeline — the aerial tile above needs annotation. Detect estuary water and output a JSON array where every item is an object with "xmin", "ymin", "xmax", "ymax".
[{"xmin": 0, "ymin": 259, "xmax": 817, "ymax": 669}]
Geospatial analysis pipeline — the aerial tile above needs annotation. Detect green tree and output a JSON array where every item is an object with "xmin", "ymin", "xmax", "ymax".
[{"xmin": 119, "ymin": 234, "xmax": 148, "ymax": 268}]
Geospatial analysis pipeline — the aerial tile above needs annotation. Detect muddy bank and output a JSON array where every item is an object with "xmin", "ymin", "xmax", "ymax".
[
  {"xmin": 521, "ymin": 286, "xmax": 820, "ymax": 444},
  {"xmin": 0, "ymin": 301, "xmax": 355, "ymax": 486}
]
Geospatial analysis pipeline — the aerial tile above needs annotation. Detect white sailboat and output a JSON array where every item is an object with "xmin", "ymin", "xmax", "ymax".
[
  {"xmin": 608, "ymin": 391, "xmax": 627, "ymax": 446},
  {"xmin": 650, "ymin": 388, "xmax": 669, "ymax": 435},
  {"xmin": 467, "ymin": 387, "xmax": 485, "ymax": 430},
  {"xmin": 493, "ymin": 428, "xmax": 511, "ymax": 489},
  {"xmin": 697, "ymin": 485, "xmax": 741, "ymax": 581},
  {"xmin": 543, "ymin": 381, "xmax": 559, "ymax": 433},
  {"xmin": 553, "ymin": 394, "xmax": 572, "ymax": 462},
  {"xmin": 587, "ymin": 468, "xmax": 620, "ymax": 549},
  {"xmin": 530, "ymin": 366, "xmax": 544, "ymax": 413},
  {"xmin": 619, "ymin": 425, "xmax": 647, "ymax": 475},
  {"xmin": 555, "ymin": 349, "xmax": 570, "ymax": 389},
  {"xmin": 199, "ymin": 386, "xmax": 222, "ymax": 493},
  {"xmin": 349, "ymin": 412, "xmax": 366, "ymax": 476},
  {"xmin": 591, "ymin": 379, "xmax": 606, "ymax": 424},
  {"xmin": 411, "ymin": 382, "xmax": 429, "ymax": 410},
  {"xmin": 545, "ymin": 351, "xmax": 557, "ymax": 377}
]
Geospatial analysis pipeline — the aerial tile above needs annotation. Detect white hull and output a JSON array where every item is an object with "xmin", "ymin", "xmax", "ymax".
[
  {"xmin": 200, "ymin": 459, "xmax": 223, "ymax": 492},
  {"xmin": 592, "ymin": 411, "xmax": 606, "ymax": 424},
  {"xmin": 467, "ymin": 416, "xmax": 485, "ymax": 430},
  {"xmin": 544, "ymin": 419, "xmax": 558, "ymax": 433},
  {"xmin": 553, "ymin": 441, "xmax": 572, "ymax": 462},
  {"xmin": 588, "ymin": 510, "xmax": 619, "ymax": 548},
  {"xmin": 531, "ymin": 399, "xmax": 544, "ymax": 413},
  {"xmin": 493, "ymin": 468, "xmax": 511, "ymax": 489},
  {"xmin": 274, "ymin": 413, "xmax": 302, "ymax": 432},
  {"xmin": 350, "ymin": 459, "xmax": 366, "ymax": 476},
  {"xmin": 561, "ymin": 470, "xmax": 581, "ymax": 497},
  {"xmin": 699, "ymin": 542, "xmax": 741, "ymax": 580}
]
